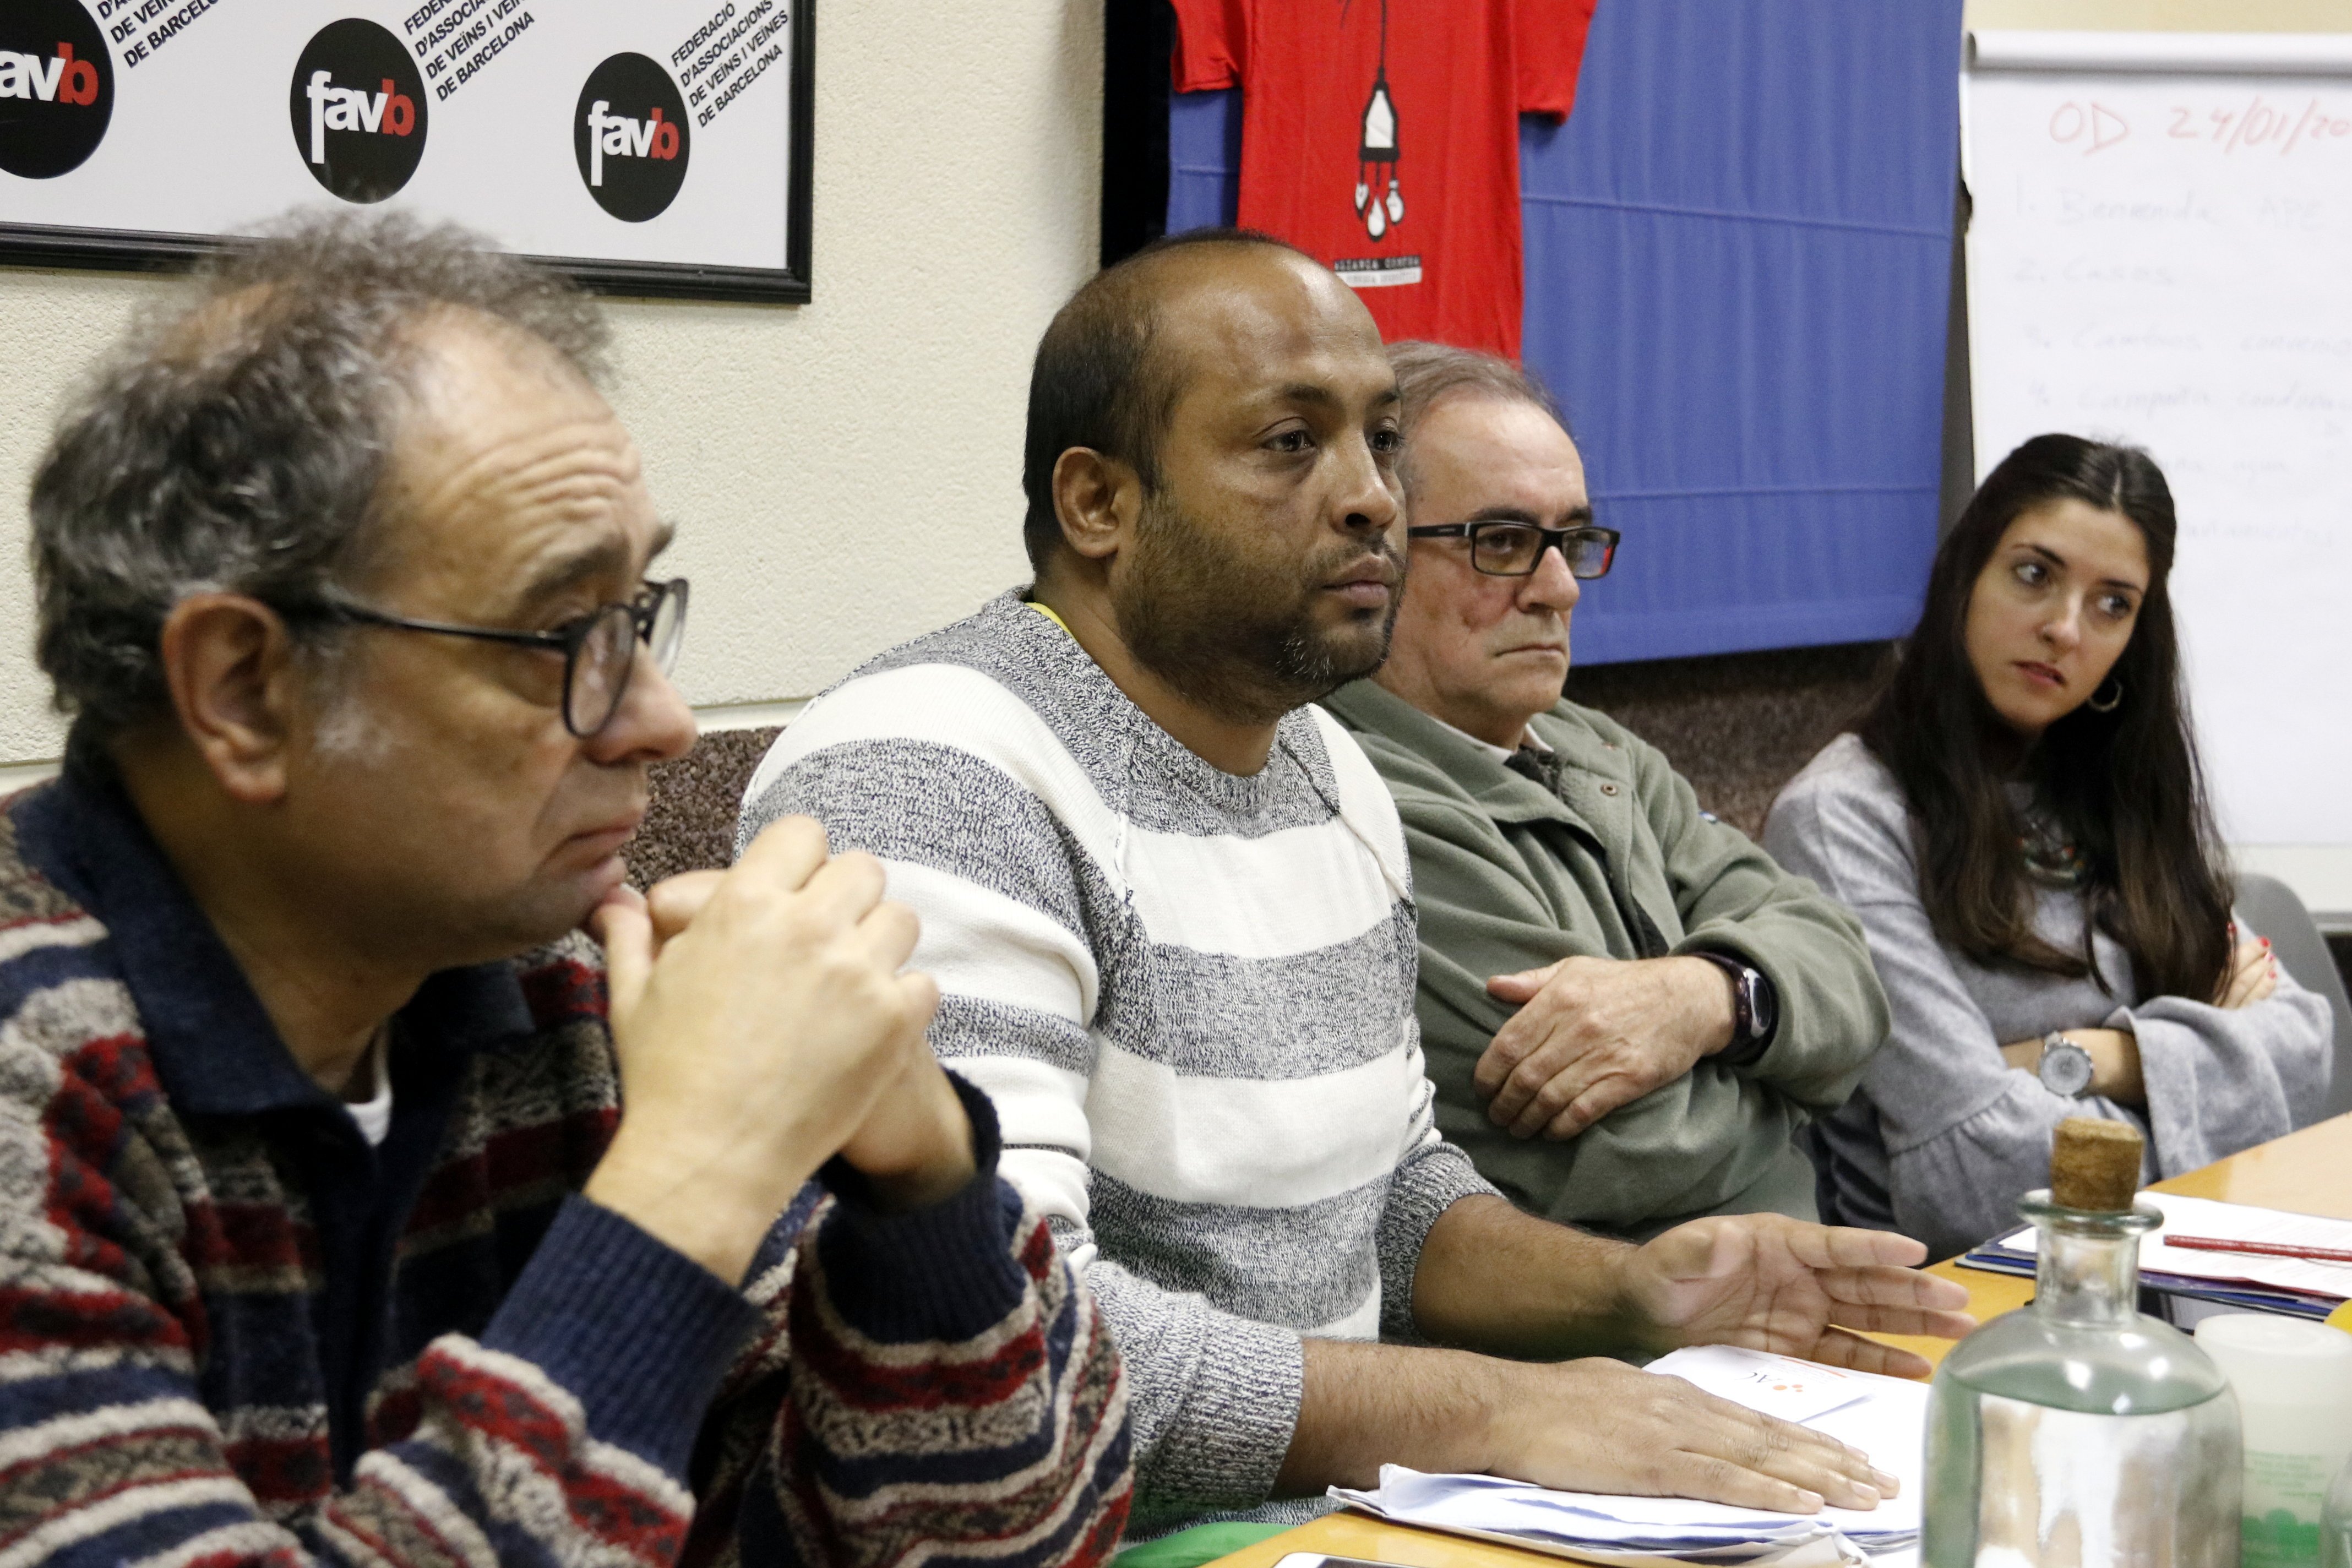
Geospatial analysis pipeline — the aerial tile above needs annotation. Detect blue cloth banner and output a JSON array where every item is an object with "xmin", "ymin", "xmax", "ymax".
[
  {"xmin": 1167, "ymin": 87, "xmax": 1240, "ymax": 234},
  {"xmin": 1167, "ymin": 1, "xmax": 1962, "ymax": 663}
]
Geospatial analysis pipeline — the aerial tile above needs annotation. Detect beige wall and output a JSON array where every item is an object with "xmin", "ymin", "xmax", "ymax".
[
  {"xmin": 1966, "ymin": 0, "xmax": 2352, "ymax": 28},
  {"xmin": 12, "ymin": 2, "xmax": 2338, "ymax": 775},
  {"xmin": 0, "ymin": 1, "xmax": 1103, "ymax": 775}
]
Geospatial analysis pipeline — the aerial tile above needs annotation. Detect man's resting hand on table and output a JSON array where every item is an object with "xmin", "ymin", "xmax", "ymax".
[{"xmin": 1278, "ymin": 1200, "xmax": 1974, "ymax": 1515}]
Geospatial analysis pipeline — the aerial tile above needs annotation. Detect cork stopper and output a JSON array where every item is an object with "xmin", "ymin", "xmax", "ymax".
[{"xmin": 2050, "ymin": 1117, "xmax": 2143, "ymax": 1211}]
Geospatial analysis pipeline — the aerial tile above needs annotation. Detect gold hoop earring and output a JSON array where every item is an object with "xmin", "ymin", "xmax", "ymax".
[{"xmin": 2086, "ymin": 676, "xmax": 2123, "ymax": 714}]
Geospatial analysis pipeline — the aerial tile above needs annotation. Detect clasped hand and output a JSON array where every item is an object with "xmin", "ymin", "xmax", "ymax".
[
  {"xmin": 2217, "ymin": 932, "xmax": 2278, "ymax": 1010},
  {"xmin": 1995, "ymin": 932, "xmax": 2274, "ymax": 1106},
  {"xmin": 579, "ymin": 816, "xmax": 974, "ymax": 1284},
  {"xmin": 1478, "ymin": 954, "xmax": 1735, "ymax": 1139}
]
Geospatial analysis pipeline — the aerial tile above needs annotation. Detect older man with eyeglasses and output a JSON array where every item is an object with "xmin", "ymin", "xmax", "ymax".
[
  {"xmin": 0, "ymin": 212, "xmax": 1130, "ymax": 1568},
  {"xmin": 1322, "ymin": 341, "xmax": 1892, "ymax": 1240}
]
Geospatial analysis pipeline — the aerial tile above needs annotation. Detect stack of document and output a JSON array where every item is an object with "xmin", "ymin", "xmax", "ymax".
[
  {"xmin": 1959, "ymin": 1193, "xmax": 2352, "ymax": 1320},
  {"xmin": 1330, "ymin": 1344, "xmax": 1926, "ymax": 1567}
]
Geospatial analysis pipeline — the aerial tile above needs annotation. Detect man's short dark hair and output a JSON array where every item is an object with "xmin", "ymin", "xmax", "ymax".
[
  {"xmin": 1019, "ymin": 228, "xmax": 1310, "ymax": 576},
  {"xmin": 1385, "ymin": 340, "xmax": 1570, "ymax": 497},
  {"xmin": 30, "ymin": 209, "xmax": 608, "ymax": 742}
]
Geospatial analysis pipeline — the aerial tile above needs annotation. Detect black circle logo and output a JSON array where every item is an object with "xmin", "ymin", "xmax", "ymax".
[
  {"xmin": 574, "ymin": 54, "xmax": 689, "ymax": 222},
  {"xmin": 288, "ymin": 19, "xmax": 426, "ymax": 203},
  {"xmin": 0, "ymin": 0, "xmax": 113, "ymax": 181}
]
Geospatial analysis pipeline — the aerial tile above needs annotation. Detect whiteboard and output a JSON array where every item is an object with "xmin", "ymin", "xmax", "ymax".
[
  {"xmin": 1966, "ymin": 32, "xmax": 2352, "ymax": 905},
  {"xmin": 0, "ymin": 0, "xmax": 810, "ymax": 301}
]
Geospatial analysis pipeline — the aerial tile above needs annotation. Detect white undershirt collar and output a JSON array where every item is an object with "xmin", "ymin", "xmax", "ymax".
[
  {"xmin": 344, "ymin": 1031, "xmax": 393, "ymax": 1148},
  {"xmin": 1431, "ymin": 713, "xmax": 1552, "ymax": 765}
]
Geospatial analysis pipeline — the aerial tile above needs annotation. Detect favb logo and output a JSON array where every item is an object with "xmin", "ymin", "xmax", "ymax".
[
  {"xmin": 306, "ymin": 67, "xmax": 417, "ymax": 163},
  {"xmin": 574, "ymin": 54, "xmax": 688, "ymax": 222},
  {"xmin": 288, "ymin": 19, "xmax": 426, "ymax": 203},
  {"xmin": 0, "ymin": 0, "xmax": 114, "ymax": 181},
  {"xmin": 1, "ymin": 44, "xmax": 100, "ymax": 105}
]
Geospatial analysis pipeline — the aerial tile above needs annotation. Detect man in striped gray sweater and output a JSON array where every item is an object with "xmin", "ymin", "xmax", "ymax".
[{"xmin": 743, "ymin": 232, "xmax": 1974, "ymax": 1538}]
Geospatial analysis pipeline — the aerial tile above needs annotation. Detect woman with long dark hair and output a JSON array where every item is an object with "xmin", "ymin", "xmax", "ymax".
[{"xmin": 1763, "ymin": 434, "xmax": 2331, "ymax": 1259}]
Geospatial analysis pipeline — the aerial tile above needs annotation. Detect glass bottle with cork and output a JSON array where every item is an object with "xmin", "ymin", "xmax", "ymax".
[{"xmin": 1924, "ymin": 1116, "xmax": 2244, "ymax": 1567}]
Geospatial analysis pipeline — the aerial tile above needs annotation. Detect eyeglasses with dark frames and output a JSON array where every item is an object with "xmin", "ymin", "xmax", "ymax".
[
  {"xmin": 1406, "ymin": 521, "xmax": 1621, "ymax": 579},
  {"xmin": 292, "ymin": 578, "xmax": 690, "ymax": 737}
]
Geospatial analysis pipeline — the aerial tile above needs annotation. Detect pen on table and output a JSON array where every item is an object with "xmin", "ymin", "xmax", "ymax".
[{"xmin": 2164, "ymin": 1234, "xmax": 2352, "ymax": 1266}]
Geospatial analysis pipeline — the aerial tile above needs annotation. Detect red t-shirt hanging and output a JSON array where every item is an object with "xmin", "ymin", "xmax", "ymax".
[{"xmin": 1170, "ymin": 0, "xmax": 1596, "ymax": 358}]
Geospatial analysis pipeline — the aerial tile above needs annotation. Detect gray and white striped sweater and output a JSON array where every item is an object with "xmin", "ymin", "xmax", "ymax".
[{"xmin": 740, "ymin": 590, "xmax": 1494, "ymax": 1533}]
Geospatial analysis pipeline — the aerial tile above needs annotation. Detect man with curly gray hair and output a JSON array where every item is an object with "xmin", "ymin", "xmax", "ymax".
[{"xmin": 0, "ymin": 211, "xmax": 1130, "ymax": 1568}]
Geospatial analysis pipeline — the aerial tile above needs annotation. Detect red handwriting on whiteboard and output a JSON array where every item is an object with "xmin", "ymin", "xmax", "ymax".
[
  {"xmin": 2049, "ymin": 101, "xmax": 2130, "ymax": 154},
  {"xmin": 2165, "ymin": 96, "xmax": 2352, "ymax": 155}
]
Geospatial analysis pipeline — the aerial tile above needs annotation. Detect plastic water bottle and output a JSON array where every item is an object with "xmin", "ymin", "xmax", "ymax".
[
  {"xmin": 2195, "ymin": 1314, "xmax": 2352, "ymax": 1568},
  {"xmin": 2319, "ymin": 1450, "xmax": 2352, "ymax": 1568}
]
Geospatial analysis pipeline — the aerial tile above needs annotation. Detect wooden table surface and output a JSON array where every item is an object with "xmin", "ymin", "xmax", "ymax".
[
  {"xmin": 1872, "ymin": 1109, "xmax": 2352, "ymax": 1371},
  {"xmin": 1205, "ymin": 1112, "xmax": 2352, "ymax": 1568}
]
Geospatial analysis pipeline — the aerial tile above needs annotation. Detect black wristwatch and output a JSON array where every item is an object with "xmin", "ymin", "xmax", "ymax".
[{"xmin": 1687, "ymin": 949, "xmax": 1778, "ymax": 1064}]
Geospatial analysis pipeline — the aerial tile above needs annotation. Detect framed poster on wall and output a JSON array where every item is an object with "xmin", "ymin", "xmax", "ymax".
[{"xmin": 0, "ymin": 0, "xmax": 813, "ymax": 301}]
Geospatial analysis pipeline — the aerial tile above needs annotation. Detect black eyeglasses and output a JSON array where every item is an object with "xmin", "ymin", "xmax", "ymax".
[
  {"xmin": 1406, "ymin": 521, "xmax": 1621, "ymax": 579},
  {"xmin": 296, "ymin": 578, "xmax": 689, "ymax": 737}
]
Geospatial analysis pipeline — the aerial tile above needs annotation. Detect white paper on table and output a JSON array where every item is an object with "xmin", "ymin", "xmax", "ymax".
[
  {"xmin": 1346, "ymin": 1467, "xmax": 1840, "ymax": 1542},
  {"xmin": 1993, "ymin": 1193, "xmax": 2352, "ymax": 1300},
  {"xmin": 1336, "ymin": 1476, "xmax": 1863, "ymax": 1568},
  {"xmin": 1645, "ymin": 1343, "xmax": 1878, "ymax": 1424}
]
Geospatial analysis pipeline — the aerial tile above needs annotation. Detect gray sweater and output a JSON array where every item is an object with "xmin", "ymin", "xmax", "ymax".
[
  {"xmin": 1764, "ymin": 734, "xmax": 2333, "ymax": 1261},
  {"xmin": 738, "ymin": 591, "xmax": 1495, "ymax": 1535}
]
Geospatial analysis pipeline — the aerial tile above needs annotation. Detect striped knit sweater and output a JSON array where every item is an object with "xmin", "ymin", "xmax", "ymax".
[
  {"xmin": 740, "ymin": 591, "xmax": 1495, "ymax": 1535},
  {"xmin": 0, "ymin": 762, "xmax": 1131, "ymax": 1568}
]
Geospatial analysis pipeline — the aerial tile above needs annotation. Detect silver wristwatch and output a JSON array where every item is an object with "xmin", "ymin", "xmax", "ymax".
[{"xmin": 2038, "ymin": 1031, "xmax": 2095, "ymax": 1097}]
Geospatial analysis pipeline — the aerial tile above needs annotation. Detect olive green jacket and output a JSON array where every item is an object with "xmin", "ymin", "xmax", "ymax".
[{"xmin": 1322, "ymin": 679, "xmax": 1889, "ymax": 1239}]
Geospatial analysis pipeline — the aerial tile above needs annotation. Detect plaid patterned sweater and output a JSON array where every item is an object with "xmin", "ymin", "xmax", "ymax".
[{"xmin": 0, "ymin": 765, "xmax": 1131, "ymax": 1568}]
